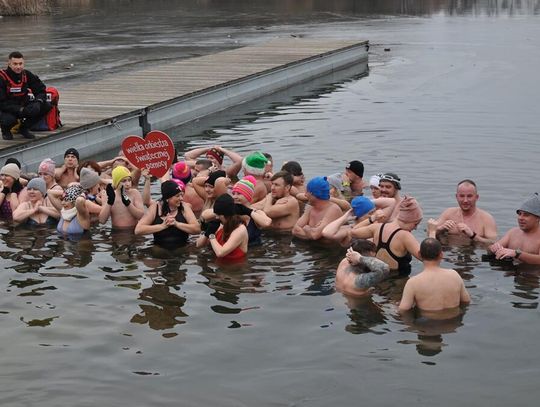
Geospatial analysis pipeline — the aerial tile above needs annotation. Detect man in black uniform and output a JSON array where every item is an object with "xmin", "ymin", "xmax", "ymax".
[{"xmin": 0, "ymin": 51, "xmax": 52, "ymax": 140}]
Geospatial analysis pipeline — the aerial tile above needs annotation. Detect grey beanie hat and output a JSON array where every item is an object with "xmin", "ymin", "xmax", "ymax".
[
  {"xmin": 517, "ymin": 193, "xmax": 540, "ymax": 218},
  {"xmin": 27, "ymin": 177, "xmax": 47, "ymax": 196},
  {"xmin": 80, "ymin": 167, "xmax": 101, "ymax": 190}
]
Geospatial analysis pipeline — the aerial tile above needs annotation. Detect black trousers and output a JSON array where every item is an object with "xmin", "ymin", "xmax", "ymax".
[{"xmin": 0, "ymin": 101, "xmax": 52, "ymax": 130}]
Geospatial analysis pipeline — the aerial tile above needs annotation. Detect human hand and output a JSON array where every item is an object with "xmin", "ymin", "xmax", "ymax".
[
  {"xmin": 235, "ymin": 204, "xmax": 253, "ymax": 217},
  {"xmin": 440, "ymin": 220, "xmax": 457, "ymax": 231},
  {"xmin": 494, "ymin": 247, "xmax": 517, "ymax": 260},
  {"xmin": 489, "ymin": 242, "xmax": 503, "ymax": 254},
  {"xmin": 427, "ymin": 218, "xmax": 438, "ymax": 235},
  {"xmin": 456, "ymin": 222, "xmax": 473, "ymax": 238},
  {"xmin": 346, "ymin": 247, "xmax": 362, "ymax": 265},
  {"xmin": 106, "ymin": 183, "xmax": 115, "ymax": 205},
  {"xmin": 141, "ymin": 168, "xmax": 151, "ymax": 180},
  {"xmin": 120, "ymin": 186, "xmax": 131, "ymax": 206},
  {"xmin": 204, "ymin": 219, "xmax": 220, "ymax": 237},
  {"xmin": 372, "ymin": 209, "xmax": 386, "ymax": 223}
]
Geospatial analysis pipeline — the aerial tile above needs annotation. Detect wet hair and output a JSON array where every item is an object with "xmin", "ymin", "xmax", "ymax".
[
  {"xmin": 9, "ymin": 51, "xmax": 23, "ymax": 59},
  {"xmin": 271, "ymin": 170, "xmax": 293, "ymax": 186},
  {"xmin": 420, "ymin": 238, "xmax": 442, "ymax": 260},
  {"xmin": 195, "ymin": 158, "xmax": 213, "ymax": 170},
  {"xmin": 77, "ymin": 160, "xmax": 102, "ymax": 176},
  {"xmin": 351, "ymin": 239, "xmax": 376, "ymax": 256},
  {"xmin": 457, "ymin": 179, "xmax": 477, "ymax": 191},
  {"xmin": 281, "ymin": 161, "xmax": 303, "ymax": 177}
]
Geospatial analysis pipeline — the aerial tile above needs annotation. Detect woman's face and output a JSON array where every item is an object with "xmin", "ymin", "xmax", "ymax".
[
  {"xmin": 39, "ymin": 172, "xmax": 54, "ymax": 186},
  {"xmin": 166, "ymin": 191, "xmax": 184, "ymax": 208},
  {"xmin": 27, "ymin": 188, "xmax": 43, "ymax": 202},
  {"xmin": 61, "ymin": 193, "xmax": 75, "ymax": 210},
  {"xmin": 0, "ymin": 174, "xmax": 14, "ymax": 187},
  {"xmin": 204, "ymin": 183, "xmax": 215, "ymax": 198},
  {"xmin": 232, "ymin": 191, "xmax": 248, "ymax": 206}
]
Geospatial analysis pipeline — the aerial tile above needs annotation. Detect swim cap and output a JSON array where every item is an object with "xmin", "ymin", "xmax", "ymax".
[
  {"xmin": 205, "ymin": 170, "xmax": 226, "ymax": 187},
  {"xmin": 346, "ymin": 160, "xmax": 364, "ymax": 178},
  {"xmin": 38, "ymin": 158, "xmax": 56, "ymax": 177},
  {"xmin": 80, "ymin": 168, "xmax": 100, "ymax": 190},
  {"xmin": 380, "ymin": 173, "xmax": 401, "ymax": 190},
  {"xmin": 369, "ymin": 174, "xmax": 382, "ymax": 188},
  {"xmin": 351, "ymin": 196, "xmax": 375, "ymax": 218},
  {"xmin": 64, "ymin": 148, "xmax": 80, "ymax": 161},
  {"xmin": 64, "ymin": 184, "xmax": 84, "ymax": 203},
  {"xmin": 172, "ymin": 161, "xmax": 191, "ymax": 183},
  {"xmin": 307, "ymin": 176, "xmax": 330, "ymax": 200},
  {"xmin": 0, "ymin": 163, "xmax": 20, "ymax": 180},
  {"xmin": 161, "ymin": 180, "xmax": 182, "ymax": 201},
  {"xmin": 27, "ymin": 177, "xmax": 47, "ymax": 196}
]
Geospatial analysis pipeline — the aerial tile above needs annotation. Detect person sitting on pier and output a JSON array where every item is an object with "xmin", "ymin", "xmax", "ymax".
[
  {"xmin": 335, "ymin": 239, "xmax": 391, "ymax": 297},
  {"xmin": 196, "ymin": 193, "xmax": 248, "ymax": 261},
  {"xmin": 433, "ymin": 179, "xmax": 498, "ymax": 244},
  {"xmin": 0, "ymin": 163, "xmax": 26, "ymax": 220},
  {"xmin": 13, "ymin": 177, "xmax": 59, "ymax": 226},
  {"xmin": 184, "ymin": 145, "xmax": 243, "ymax": 178},
  {"xmin": 488, "ymin": 193, "xmax": 540, "ymax": 265},
  {"xmin": 241, "ymin": 152, "xmax": 269, "ymax": 203},
  {"xmin": 399, "ymin": 238, "xmax": 470, "ymax": 314},
  {"xmin": 48, "ymin": 184, "xmax": 90, "ymax": 236},
  {"xmin": 0, "ymin": 51, "xmax": 52, "ymax": 140},
  {"xmin": 231, "ymin": 176, "xmax": 271, "ymax": 246},
  {"xmin": 55, "ymin": 148, "xmax": 80, "ymax": 188},
  {"xmin": 98, "ymin": 165, "xmax": 144, "ymax": 229},
  {"xmin": 292, "ymin": 176, "xmax": 342, "ymax": 241},
  {"xmin": 253, "ymin": 171, "xmax": 300, "ymax": 231},
  {"xmin": 135, "ymin": 180, "xmax": 200, "ymax": 248},
  {"xmin": 352, "ymin": 196, "xmax": 423, "ymax": 276}
]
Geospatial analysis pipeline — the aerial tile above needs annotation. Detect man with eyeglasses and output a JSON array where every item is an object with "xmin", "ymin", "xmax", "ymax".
[
  {"xmin": 489, "ymin": 194, "xmax": 540, "ymax": 265},
  {"xmin": 433, "ymin": 179, "xmax": 497, "ymax": 244}
]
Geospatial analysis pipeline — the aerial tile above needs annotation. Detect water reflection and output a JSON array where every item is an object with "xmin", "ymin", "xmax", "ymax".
[
  {"xmin": 343, "ymin": 295, "xmax": 388, "ymax": 334},
  {"xmin": 398, "ymin": 307, "xmax": 467, "ymax": 357}
]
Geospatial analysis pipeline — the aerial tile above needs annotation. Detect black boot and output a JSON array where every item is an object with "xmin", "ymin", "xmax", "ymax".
[
  {"xmin": 19, "ymin": 125, "xmax": 35, "ymax": 139},
  {"xmin": 1, "ymin": 126, "xmax": 14, "ymax": 141}
]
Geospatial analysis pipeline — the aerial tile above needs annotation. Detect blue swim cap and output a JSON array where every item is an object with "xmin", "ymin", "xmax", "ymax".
[
  {"xmin": 351, "ymin": 196, "xmax": 375, "ymax": 218},
  {"xmin": 307, "ymin": 176, "xmax": 330, "ymax": 200}
]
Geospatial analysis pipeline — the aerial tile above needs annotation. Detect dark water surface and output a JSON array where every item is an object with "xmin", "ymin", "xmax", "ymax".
[{"xmin": 1, "ymin": 1, "xmax": 540, "ymax": 406}]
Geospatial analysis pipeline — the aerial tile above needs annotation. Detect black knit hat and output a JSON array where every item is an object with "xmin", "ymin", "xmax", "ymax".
[
  {"xmin": 205, "ymin": 170, "xmax": 226, "ymax": 187},
  {"xmin": 346, "ymin": 160, "xmax": 364, "ymax": 178},
  {"xmin": 64, "ymin": 148, "xmax": 80, "ymax": 161},
  {"xmin": 161, "ymin": 180, "xmax": 181, "ymax": 200},
  {"xmin": 213, "ymin": 194, "xmax": 236, "ymax": 216}
]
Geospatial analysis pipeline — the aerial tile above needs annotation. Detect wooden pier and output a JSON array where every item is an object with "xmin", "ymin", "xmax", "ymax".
[{"xmin": 0, "ymin": 38, "xmax": 369, "ymax": 170}]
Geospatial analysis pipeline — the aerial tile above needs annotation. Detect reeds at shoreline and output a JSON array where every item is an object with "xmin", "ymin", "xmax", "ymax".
[{"xmin": 0, "ymin": 0, "xmax": 51, "ymax": 16}]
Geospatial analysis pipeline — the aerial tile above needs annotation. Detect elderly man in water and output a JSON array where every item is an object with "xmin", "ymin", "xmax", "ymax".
[
  {"xmin": 433, "ymin": 179, "xmax": 497, "ymax": 244},
  {"xmin": 489, "ymin": 193, "xmax": 540, "ymax": 264},
  {"xmin": 399, "ymin": 238, "xmax": 470, "ymax": 314}
]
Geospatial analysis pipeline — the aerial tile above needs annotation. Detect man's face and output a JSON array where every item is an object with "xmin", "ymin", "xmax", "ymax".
[
  {"xmin": 8, "ymin": 57, "xmax": 24, "ymax": 74},
  {"xmin": 345, "ymin": 168, "xmax": 359, "ymax": 182},
  {"xmin": 456, "ymin": 183, "xmax": 478, "ymax": 212},
  {"xmin": 119, "ymin": 177, "xmax": 132, "ymax": 190},
  {"xmin": 517, "ymin": 210, "xmax": 540, "ymax": 232},
  {"xmin": 379, "ymin": 181, "xmax": 397, "ymax": 198},
  {"xmin": 271, "ymin": 177, "xmax": 289, "ymax": 199},
  {"xmin": 64, "ymin": 154, "xmax": 78, "ymax": 168}
]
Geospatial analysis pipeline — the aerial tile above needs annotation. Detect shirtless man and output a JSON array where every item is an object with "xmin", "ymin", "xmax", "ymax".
[
  {"xmin": 489, "ymin": 193, "xmax": 540, "ymax": 264},
  {"xmin": 55, "ymin": 148, "xmax": 80, "ymax": 188},
  {"xmin": 253, "ymin": 171, "xmax": 300, "ymax": 230},
  {"xmin": 399, "ymin": 238, "xmax": 471, "ymax": 313},
  {"xmin": 292, "ymin": 176, "xmax": 342, "ymax": 241},
  {"xmin": 335, "ymin": 239, "xmax": 390, "ymax": 297},
  {"xmin": 374, "ymin": 172, "xmax": 402, "ymax": 221},
  {"xmin": 434, "ymin": 179, "xmax": 497, "ymax": 244},
  {"xmin": 328, "ymin": 160, "xmax": 365, "ymax": 197},
  {"xmin": 99, "ymin": 165, "xmax": 144, "ymax": 229}
]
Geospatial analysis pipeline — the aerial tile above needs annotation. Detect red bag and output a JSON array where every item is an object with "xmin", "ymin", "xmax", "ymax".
[{"xmin": 31, "ymin": 87, "xmax": 62, "ymax": 131}]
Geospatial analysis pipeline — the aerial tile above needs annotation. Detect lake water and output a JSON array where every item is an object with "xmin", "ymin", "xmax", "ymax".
[{"xmin": 1, "ymin": 1, "xmax": 540, "ymax": 406}]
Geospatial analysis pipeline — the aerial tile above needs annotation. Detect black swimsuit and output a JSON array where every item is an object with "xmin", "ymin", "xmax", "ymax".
[
  {"xmin": 152, "ymin": 204, "xmax": 189, "ymax": 247},
  {"xmin": 376, "ymin": 223, "xmax": 412, "ymax": 276}
]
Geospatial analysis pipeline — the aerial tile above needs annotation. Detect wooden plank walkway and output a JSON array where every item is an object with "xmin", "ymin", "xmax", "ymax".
[{"xmin": 0, "ymin": 38, "xmax": 368, "ymax": 166}]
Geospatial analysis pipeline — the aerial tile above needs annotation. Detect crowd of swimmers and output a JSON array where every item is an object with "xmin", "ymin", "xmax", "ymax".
[{"xmin": 1, "ymin": 143, "xmax": 540, "ymax": 317}]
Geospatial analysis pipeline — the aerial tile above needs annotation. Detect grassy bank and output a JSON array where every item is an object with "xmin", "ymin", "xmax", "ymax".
[{"xmin": 0, "ymin": 0, "xmax": 50, "ymax": 15}]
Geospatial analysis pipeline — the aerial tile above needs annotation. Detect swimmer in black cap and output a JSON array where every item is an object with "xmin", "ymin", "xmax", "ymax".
[{"xmin": 56, "ymin": 148, "xmax": 80, "ymax": 188}]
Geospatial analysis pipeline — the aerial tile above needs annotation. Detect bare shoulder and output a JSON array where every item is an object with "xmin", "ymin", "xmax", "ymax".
[
  {"xmin": 478, "ymin": 208, "xmax": 496, "ymax": 222},
  {"xmin": 439, "ymin": 207, "xmax": 460, "ymax": 220}
]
